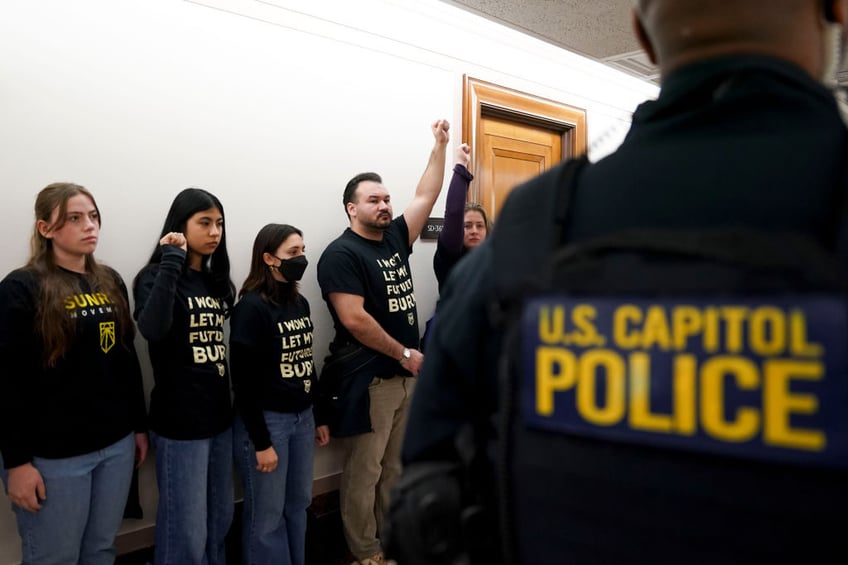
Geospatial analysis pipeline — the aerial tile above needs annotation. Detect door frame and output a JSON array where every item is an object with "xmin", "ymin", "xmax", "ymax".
[{"xmin": 462, "ymin": 76, "xmax": 587, "ymax": 203}]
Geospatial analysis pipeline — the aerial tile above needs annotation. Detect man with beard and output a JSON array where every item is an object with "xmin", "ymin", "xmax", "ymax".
[{"xmin": 317, "ymin": 119, "xmax": 450, "ymax": 565}]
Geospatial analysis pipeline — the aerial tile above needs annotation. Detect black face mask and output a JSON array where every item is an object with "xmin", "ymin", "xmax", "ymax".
[{"xmin": 277, "ymin": 254, "xmax": 308, "ymax": 282}]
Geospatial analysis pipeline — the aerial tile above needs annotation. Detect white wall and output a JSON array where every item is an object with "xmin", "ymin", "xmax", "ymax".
[{"xmin": 0, "ymin": 0, "xmax": 658, "ymax": 561}]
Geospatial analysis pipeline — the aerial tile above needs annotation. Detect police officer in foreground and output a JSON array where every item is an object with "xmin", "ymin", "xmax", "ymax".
[{"xmin": 385, "ymin": 0, "xmax": 848, "ymax": 564}]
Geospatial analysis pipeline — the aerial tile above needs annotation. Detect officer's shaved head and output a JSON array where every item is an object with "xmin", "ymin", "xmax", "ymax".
[{"xmin": 632, "ymin": 0, "xmax": 847, "ymax": 81}]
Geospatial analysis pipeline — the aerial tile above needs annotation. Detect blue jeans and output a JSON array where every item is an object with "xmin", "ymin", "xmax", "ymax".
[
  {"xmin": 234, "ymin": 410, "xmax": 315, "ymax": 565},
  {"xmin": 0, "ymin": 433, "xmax": 135, "ymax": 565},
  {"xmin": 151, "ymin": 428, "xmax": 234, "ymax": 565}
]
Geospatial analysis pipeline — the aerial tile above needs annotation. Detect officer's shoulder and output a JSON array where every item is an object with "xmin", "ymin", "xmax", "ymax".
[
  {"xmin": 498, "ymin": 157, "xmax": 589, "ymax": 227},
  {"xmin": 509, "ymin": 160, "xmax": 571, "ymax": 195}
]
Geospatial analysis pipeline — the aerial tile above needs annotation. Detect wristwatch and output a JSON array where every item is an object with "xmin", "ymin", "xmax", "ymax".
[{"xmin": 399, "ymin": 347, "xmax": 411, "ymax": 363}]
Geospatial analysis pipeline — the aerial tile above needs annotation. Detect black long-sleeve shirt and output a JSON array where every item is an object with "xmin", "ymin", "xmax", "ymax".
[
  {"xmin": 133, "ymin": 246, "xmax": 232, "ymax": 439},
  {"xmin": 230, "ymin": 287, "xmax": 316, "ymax": 450},
  {"xmin": 0, "ymin": 267, "xmax": 146, "ymax": 468}
]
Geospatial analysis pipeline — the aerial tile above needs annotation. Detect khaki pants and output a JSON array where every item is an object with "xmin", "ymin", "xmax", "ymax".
[{"xmin": 338, "ymin": 376, "xmax": 415, "ymax": 560}]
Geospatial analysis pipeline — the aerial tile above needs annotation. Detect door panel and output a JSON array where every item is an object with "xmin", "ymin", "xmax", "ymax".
[
  {"xmin": 462, "ymin": 76, "xmax": 587, "ymax": 223},
  {"xmin": 478, "ymin": 115, "xmax": 562, "ymax": 219}
]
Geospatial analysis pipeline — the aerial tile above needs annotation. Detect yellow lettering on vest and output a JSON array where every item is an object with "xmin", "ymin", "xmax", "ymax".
[
  {"xmin": 628, "ymin": 352, "xmax": 673, "ymax": 433},
  {"xmin": 700, "ymin": 356, "xmax": 759, "ymax": 442},
  {"xmin": 702, "ymin": 307, "xmax": 720, "ymax": 353},
  {"xmin": 535, "ymin": 347, "xmax": 577, "ymax": 416},
  {"xmin": 572, "ymin": 305, "xmax": 603, "ymax": 347},
  {"xmin": 763, "ymin": 359, "xmax": 825, "ymax": 451},
  {"xmin": 671, "ymin": 306, "xmax": 702, "ymax": 351},
  {"xmin": 537, "ymin": 305, "xmax": 602, "ymax": 346},
  {"xmin": 789, "ymin": 310, "xmax": 823, "ymax": 357},
  {"xmin": 719, "ymin": 307, "xmax": 748, "ymax": 353},
  {"xmin": 641, "ymin": 306, "xmax": 672, "ymax": 350},
  {"xmin": 538, "ymin": 306, "xmax": 566, "ymax": 345},
  {"xmin": 749, "ymin": 307, "xmax": 786, "ymax": 356},
  {"xmin": 577, "ymin": 350, "xmax": 625, "ymax": 426},
  {"xmin": 673, "ymin": 354, "xmax": 697, "ymax": 435},
  {"xmin": 613, "ymin": 305, "xmax": 641, "ymax": 349}
]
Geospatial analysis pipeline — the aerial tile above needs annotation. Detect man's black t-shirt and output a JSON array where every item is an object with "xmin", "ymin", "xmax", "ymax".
[{"xmin": 318, "ymin": 216, "xmax": 419, "ymax": 371}]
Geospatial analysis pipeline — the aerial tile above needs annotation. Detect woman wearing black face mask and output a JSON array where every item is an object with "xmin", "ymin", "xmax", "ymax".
[{"xmin": 230, "ymin": 223, "xmax": 330, "ymax": 565}]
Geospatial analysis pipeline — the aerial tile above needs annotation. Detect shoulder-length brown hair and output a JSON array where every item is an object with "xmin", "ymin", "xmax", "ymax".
[
  {"xmin": 27, "ymin": 183, "xmax": 133, "ymax": 367},
  {"xmin": 239, "ymin": 223, "xmax": 303, "ymax": 304}
]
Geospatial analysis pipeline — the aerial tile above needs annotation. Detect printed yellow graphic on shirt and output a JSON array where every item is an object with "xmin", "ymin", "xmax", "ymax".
[
  {"xmin": 187, "ymin": 295, "xmax": 227, "ymax": 368},
  {"xmin": 378, "ymin": 252, "xmax": 416, "ymax": 320},
  {"xmin": 65, "ymin": 292, "xmax": 116, "ymax": 320},
  {"xmin": 62, "ymin": 292, "xmax": 119, "ymax": 352},
  {"xmin": 278, "ymin": 316, "xmax": 314, "ymax": 380},
  {"xmin": 99, "ymin": 321, "xmax": 116, "ymax": 353},
  {"xmin": 65, "ymin": 292, "xmax": 114, "ymax": 310}
]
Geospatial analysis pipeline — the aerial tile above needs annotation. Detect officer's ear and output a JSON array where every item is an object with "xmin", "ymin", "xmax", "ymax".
[{"xmin": 633, "ymin": 9, "xmax": 657, "ymax": 65}]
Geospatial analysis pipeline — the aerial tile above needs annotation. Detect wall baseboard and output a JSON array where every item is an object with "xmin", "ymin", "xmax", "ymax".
[{"xmin": 116, "ymin": 472, "xmax": 342, "ymax": 555}]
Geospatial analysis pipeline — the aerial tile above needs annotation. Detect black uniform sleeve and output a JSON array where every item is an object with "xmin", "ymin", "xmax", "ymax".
[
  {"xmin": 133, "ymin": 246, "xmax": 186, "ymax": 341},
  {"xmin": 402, "ymin": 242, "xmax": 498, "ymax": 464},
  {"xmin": 0, "ymin": 272, "xmax": 39, "ymax": 468}
]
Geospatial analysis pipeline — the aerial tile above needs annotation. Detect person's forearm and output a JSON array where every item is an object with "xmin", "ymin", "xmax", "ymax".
[
  {"xmin": 416, "ymin": 141, "xmax": 449, "ymax": 203},
  {"xmin": 345, "ymin": 312, "xmax": 407, "ymax": 361},
  {"xmin": 404, "ymin": 140, "xmax": 450, "ymax": 242},
  {"xmin": 134, "ymin": 247, "xmax": 184, "ymax": 340},
  {"xmin": 438, "ymin": 164, "xmax": 474, "ymax": 255}
]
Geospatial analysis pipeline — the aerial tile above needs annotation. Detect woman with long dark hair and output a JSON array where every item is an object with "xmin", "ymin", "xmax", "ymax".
[
  {"xmin": 133, "ymin": 187, "xmax": 236, "ymax": 565},
  {"xmin": 0, "ymin": 182, "xmax": 147, "ymax": 564},
  {"xmin": 231, "ymin": 223, "xmax": 329, "ymax": 565}
]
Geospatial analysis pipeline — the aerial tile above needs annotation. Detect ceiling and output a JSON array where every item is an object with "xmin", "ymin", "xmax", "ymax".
[{"xmin": 440, "ymin": 0, "xmax": 848, "ymax": 87}]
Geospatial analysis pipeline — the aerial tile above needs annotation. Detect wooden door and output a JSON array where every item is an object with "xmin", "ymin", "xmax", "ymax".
[
  {"xmin": 478, "ymin": 115, "xmax": 563, "ymax": 219},
  {"xmin": 463, "ymin": 77, "xmax": 587, "ymax": 222}
]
